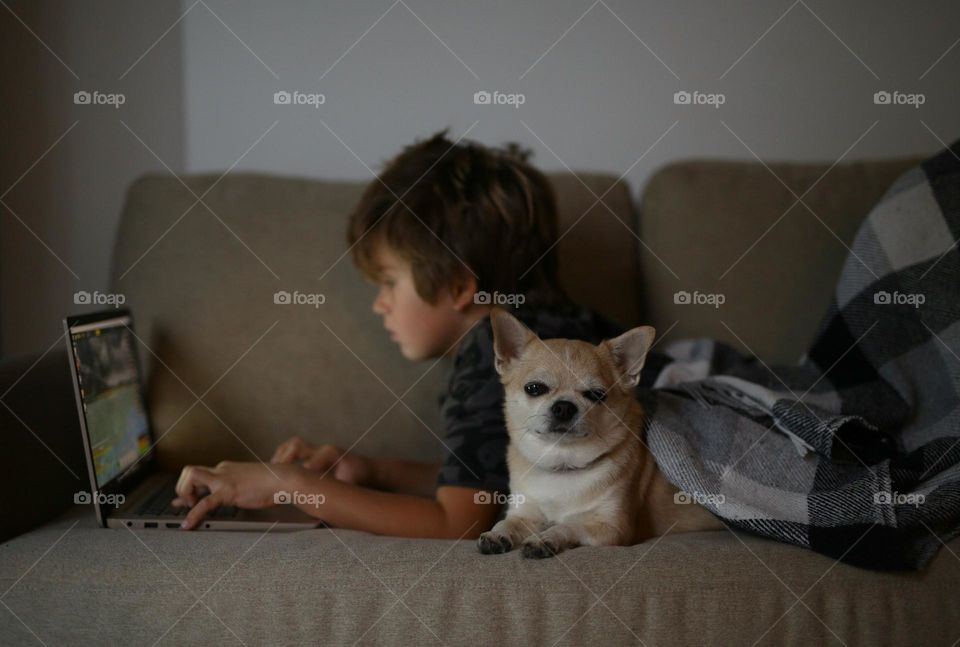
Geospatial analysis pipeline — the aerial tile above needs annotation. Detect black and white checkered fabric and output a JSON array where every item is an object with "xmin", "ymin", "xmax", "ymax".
[{"xmin": 641, "ymin": 140, "xmax": 960, "ymax": 571}]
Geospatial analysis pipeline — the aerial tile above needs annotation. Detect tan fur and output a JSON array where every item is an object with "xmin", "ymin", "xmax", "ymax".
[{"xmin": 477, "ymin": 308, "xmax": 723, "ymax": 559}]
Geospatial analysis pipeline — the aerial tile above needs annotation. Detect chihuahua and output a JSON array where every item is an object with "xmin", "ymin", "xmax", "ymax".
[{"xmin": 477, "ymin": 308, "xmax": 723, "ymax": 559}]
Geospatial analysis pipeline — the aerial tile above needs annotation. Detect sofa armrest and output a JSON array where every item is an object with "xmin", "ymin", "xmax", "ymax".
[{"xmin": 0, "ymin": 348, "xmax": 87, "ymax": 543}]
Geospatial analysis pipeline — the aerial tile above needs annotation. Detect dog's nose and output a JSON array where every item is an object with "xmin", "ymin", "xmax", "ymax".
[{"xmin": 550, "ymin": 399, "xmax": 578, "ymax": 422}]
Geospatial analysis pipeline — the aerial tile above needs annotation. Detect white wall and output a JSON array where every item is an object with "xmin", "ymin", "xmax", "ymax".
[
  {"xmin": 181, "ymin": 0, "xmax": 959, "ymax": 182},
  {"xmin": 3, "ymin": 0, "xmax": 959, "ymax": 357}
]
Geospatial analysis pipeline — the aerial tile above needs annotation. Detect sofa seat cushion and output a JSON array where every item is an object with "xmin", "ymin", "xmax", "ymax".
[{"xmin": 2, "ymin": 505, "xmax": 958, "ymax": 646}]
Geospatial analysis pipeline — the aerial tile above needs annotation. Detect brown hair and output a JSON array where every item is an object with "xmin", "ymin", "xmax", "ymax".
[{"xmin": 347, "ymin": 128, "xmax": 567, "ymax": 306}]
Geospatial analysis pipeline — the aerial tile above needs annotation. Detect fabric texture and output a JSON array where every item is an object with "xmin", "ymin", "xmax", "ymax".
[
  {"xmin": 642, "ymin": 140, "xmax": 960, "ymax": 570},
  {"xmin": 1, "ymin": 504, "xmax": 958, "ymax": 646},
  {"xmin": 638, "ymin": 156, "xmax": 923, "ymax": 364},
  {"xmin": 436, "ymin": 301, "xmax": 625, "ymax": 490}
]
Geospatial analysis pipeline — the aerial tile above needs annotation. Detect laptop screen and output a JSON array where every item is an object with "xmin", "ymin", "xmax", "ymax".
[{"xmin": 68, "ymin": 315, "xmax": 151, "ymax": 487}]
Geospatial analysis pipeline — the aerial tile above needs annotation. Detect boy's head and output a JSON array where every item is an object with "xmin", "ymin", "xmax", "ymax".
[{"xmin": 347, "ymin": 128, "xmax": 566, "ymax": 360}]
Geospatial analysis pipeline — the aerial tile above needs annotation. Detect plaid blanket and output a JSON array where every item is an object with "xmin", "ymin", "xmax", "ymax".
[{"xmin": 640, "ymin": 139, "xmax": 960, "ymax": 571}]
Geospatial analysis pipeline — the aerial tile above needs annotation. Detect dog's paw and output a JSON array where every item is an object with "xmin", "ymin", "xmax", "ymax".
[
  {"xmin": 477, "ymin": 531, "xmax": 513, "ymax": 554},
  {"xmin": 520, "ymin": 538, "xmax": 561, "ymax": 559}
]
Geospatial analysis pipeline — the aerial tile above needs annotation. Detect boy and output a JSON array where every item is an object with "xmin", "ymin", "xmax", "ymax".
[{"xmin": 173, "ymin": 129, "xmax": 625, "ymax": 535}]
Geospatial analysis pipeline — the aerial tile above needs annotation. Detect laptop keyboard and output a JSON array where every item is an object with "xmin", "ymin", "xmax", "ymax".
[{"xmin": 136, "ymin": 482, "xmax": 240, "ymax": 519}]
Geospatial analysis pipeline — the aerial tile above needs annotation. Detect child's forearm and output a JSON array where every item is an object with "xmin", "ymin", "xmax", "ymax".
[
  {"xmin": 289, "ymin": 471, "xmax": 475, "ymax": 539},
  {"xmin": 368, "ymin": 457, "xmax": 441, "ymax": 497}
]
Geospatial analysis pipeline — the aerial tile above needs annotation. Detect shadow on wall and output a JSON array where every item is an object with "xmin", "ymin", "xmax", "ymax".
[{"xmin": 0, "ymin": 0, "xmax": 186, "ymax": 359}]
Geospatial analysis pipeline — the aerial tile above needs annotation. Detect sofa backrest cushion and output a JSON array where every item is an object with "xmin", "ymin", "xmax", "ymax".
[
  {"xmin": 110, "ymin": 172, "xmax": 640, "ymax": 468},
  {"xmin": 638, "ymin": 156, "xmax": 923, "ymax": 364}
]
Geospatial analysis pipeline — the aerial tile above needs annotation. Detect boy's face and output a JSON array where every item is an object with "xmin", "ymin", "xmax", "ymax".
[{"xmin": 369, "ymin": 244, "xmax": 472, "ymax": 361}]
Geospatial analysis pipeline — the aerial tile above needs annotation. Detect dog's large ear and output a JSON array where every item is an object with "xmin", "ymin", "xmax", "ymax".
[
  {"xmin": 602, "ymin": 325, "xmax": 656, "ymax": 388},
  {"xmin": 490, "ymin": 307, "xmax": 536, "ymax": 375}
]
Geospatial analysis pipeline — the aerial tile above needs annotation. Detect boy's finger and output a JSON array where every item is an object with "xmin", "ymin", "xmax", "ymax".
[
  {"xmin": 181, "ymin": 492, "xmax": 224, "ymax": 530},
  {"xmin": 175, "ymin": 465, "xmax": 213, "ymax": 507},
  {"xmin": 303, "ymin": 445, "xmax": 339, "ymax": 472},
  {"xmin": 302, "ymin": 455, "xmax": 331, "ymax": 471},
  {"xmin": 271, "ymin": 439, "xmax": 306, "ymax": 464},
  {"xmin": 269, "ymin": 442, "xmax": 292, "ymax": 463}
]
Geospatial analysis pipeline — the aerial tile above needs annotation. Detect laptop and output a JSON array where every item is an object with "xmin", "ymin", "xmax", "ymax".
[{"xmin": 64, "ymin": 308, "xmax": 321, "ymax": 531}]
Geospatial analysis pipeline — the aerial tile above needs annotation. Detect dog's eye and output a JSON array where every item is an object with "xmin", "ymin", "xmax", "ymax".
[
  {"xmin": 524, "ymin": 382, "xmax": 549, "ymax": 397},
  {"xmin": 583, "ymin": 389, "xmax": 607, "ymax": 402}
]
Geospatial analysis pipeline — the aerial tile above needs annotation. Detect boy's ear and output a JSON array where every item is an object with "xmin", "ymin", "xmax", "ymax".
[
  {"xmin": 450, "ymin": 273, "xmax": 478, "ymax": 312},
  {"xmin": 490, "ymin": 308, "xmax": 535, "ymax": 375},
  {"xmin": 601, "ymin": 325, "xmax": 656, "ymax": 388}
]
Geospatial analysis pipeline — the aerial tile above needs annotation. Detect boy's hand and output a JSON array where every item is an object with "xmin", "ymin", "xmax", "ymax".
[
  {"xmin": 171, "ymin": 461, "xmax": 305, "ymax": 530},
  {"xmin": 270, "ymin": 436, "xmax": 374, "ymax": 486}
]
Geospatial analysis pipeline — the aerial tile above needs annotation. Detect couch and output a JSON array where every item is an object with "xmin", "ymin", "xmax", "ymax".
[{"xmin": 2, "ymin": 155, "xmax": 959, "ymax": 645}]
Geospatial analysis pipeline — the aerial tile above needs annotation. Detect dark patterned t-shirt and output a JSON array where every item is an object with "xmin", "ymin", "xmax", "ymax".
[{"xmin": 435, "ymin": 301, "xmax": 627, "ymax": 491}]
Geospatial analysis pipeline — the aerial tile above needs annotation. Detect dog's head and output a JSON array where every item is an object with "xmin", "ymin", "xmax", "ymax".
[{"xmin": 490, "ymin": 308, "xmax": 655, "ymax": 465}]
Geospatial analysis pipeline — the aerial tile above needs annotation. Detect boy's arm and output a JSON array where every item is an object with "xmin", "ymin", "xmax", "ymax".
[
  {"xmin": 367, "ymin": 457, "xmax": 442, "ymax": 498},
  {"xmin": 289, "ymin": 470, "xmax": 501, "ymax": 539}
]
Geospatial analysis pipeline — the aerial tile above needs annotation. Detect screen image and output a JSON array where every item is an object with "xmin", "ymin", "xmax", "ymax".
[{"xmin": 70, "ymin": 321, "xmax": 151, "ymax": 486}]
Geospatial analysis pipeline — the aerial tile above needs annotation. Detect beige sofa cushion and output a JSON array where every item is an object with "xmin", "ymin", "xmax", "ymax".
[
  {"xmin": 638, "ymin": 157, "xmax": 923, "ymax": 364},
  {"xmin": 2, "ymin": 504, "xmax": 959, "ymax": 645},
  {"xmin": 110, "ymin": 172, "xmax": 639, "ymax": 470}
]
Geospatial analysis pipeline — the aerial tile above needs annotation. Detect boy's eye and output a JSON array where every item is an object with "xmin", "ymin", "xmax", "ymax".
[
  {"xmin": 583, "ymin": 389, "xmax": 607, "ymax": 402},
  {"xmin": 524, "ymin": 382, "xmax": 549, "ymax": 397}
]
